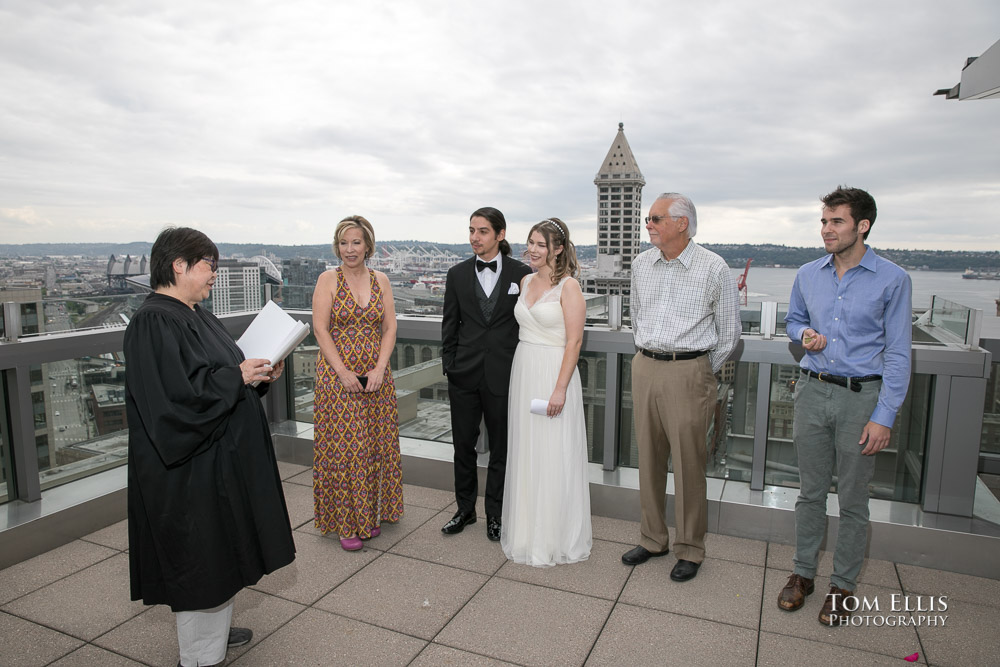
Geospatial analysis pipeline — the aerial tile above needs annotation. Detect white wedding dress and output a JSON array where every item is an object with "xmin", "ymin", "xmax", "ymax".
[{"xmin": 501, "ymin": 274, "xmax": 592, "ymax": 567}]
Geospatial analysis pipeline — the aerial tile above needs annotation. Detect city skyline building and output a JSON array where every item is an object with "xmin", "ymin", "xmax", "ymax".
[
  {"xmin": 595, "ymin": 122, "xmax": 645, "ymax": 272},
  {"xmin": 211, "ymin": 259, "xmax": 266, "ymax": 315},
  {"xmin": 281, "ymin": 258, "xmax": 327, "ymax": 309},
  {"xmin": 583, "ymin": 123, "xmax": 645, "ymax": 313}
]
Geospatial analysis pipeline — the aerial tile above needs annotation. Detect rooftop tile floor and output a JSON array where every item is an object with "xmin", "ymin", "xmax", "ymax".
[{"xmin": 2, "ymin": 461, "xmax": 997, "ymax": 666}]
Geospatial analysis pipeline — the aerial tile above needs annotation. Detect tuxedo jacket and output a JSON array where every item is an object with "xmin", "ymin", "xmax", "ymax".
[{"xmin": 441, "ymin": 255, "xmax": 532, "ymax": 396}]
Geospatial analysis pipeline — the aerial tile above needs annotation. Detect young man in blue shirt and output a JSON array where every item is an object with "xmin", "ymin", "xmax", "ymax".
[{"xmin": 777, "ymin": 186, "xmax": 912, "ymax": 625}]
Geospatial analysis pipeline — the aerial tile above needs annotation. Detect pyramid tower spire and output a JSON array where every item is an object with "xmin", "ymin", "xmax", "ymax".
[
  {"xmin": 593, "ymin": 122, "xmax": 645, "ymax": 272},
  {"xmin": 596, "ymin": 122, "xmax": 644, "ymax": 182}
]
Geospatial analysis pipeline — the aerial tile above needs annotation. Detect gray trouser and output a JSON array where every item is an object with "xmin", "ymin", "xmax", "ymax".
[{"xmin": 792, "ymin": 372, "xmax": 880, "ymax": 591}]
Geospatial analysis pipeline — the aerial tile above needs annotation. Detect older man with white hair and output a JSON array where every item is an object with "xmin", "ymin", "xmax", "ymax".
[{"xmin": 621, "ymin": 192, "xmax": 740, "ymax": 582}]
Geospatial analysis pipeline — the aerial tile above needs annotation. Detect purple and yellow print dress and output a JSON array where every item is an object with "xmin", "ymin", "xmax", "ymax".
[{"xmin": 313, "ymin": 268, "xmax": 403, "ymax": 537}]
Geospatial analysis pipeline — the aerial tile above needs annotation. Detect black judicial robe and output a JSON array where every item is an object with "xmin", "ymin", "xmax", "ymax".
[{"xmin": 124, "ymin": 293, "xmax": 296, "ymax": 612}]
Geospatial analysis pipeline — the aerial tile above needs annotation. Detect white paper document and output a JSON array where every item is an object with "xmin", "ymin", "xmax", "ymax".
[
  {"xmin": 530, "ymin": 399, "xmax": 551, "ymax": 416},
  {"xmin": 236, "ymin": 300, "xmax": 311, "ymax": 386}
]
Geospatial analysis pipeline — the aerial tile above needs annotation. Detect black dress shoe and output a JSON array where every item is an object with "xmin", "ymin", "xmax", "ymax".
[
  {"xmin": 228, "ymin": 627, "xmax": 252, "ymax": 647},
  {"xmin": 621, "ymin": 545, "xmax": 669, "ymax": 565},
  {"xmin": 441, "ymin": 510, "xmax": 476, "ymax": 534},
  {"xmin": 486, "ymin": 515, "xmax": 501, "ymax": 541},
  {"xmin": 670, "ymin": 559, "xmax": 701, "ymax": 582}
]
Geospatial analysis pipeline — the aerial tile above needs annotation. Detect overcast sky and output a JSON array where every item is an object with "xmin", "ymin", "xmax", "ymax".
[{"xmin": 1, "ymin": 1, "xmax": 997, "ymax": 251}]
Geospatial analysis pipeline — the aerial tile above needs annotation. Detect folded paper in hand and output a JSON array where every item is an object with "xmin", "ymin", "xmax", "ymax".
[
  {"xmin": 530, "ymin": 399, "xmax": 551, "ymax": 416},
  {"xmin": 236, "ymin": 301, "xmax": 311, "ymax": 386}
]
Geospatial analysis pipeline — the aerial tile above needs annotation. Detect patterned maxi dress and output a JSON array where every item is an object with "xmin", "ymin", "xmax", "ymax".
[{"xmin": 313, "ymin": 267, "xmax": 404, "ymax": 537}]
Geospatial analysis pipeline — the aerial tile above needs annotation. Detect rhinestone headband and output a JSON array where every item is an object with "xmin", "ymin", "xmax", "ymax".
[{"xmin": 542, "ymin": 219, "xmax": 565, "ymax": 241}]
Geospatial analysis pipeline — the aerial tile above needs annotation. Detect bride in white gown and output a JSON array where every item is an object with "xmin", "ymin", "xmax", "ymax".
[{"xmin": 501, "ymin": 218, "xmax": 592, "ymax": 567}]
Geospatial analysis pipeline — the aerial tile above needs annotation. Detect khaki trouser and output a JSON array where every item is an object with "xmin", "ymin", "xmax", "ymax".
[{"xmin": 632, "ymin": 353, "xmax": 715, "ymax": 563}]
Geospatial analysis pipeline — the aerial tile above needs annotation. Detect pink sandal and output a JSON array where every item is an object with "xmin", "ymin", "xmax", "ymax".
[{"xmin": 339, "ymin": 536, "xmax": 363, "ymax": 551}]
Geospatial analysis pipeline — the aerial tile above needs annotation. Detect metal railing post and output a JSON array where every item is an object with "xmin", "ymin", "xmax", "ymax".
[
  {"xmin": 602, "ymin": 351, "xmax": 622, "ymax": 471},
  {"xmin": 5, "ymin": 365, "xmax": 42, "ymax": 502},
  {"xmin": 2, "ymin": 302, "xmax": 21, "ymax": 342}
]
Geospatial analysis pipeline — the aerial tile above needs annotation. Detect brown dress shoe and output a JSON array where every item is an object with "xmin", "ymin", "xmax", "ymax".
[
  {"xmin": 777, "ymin": 573, "xmax": 814, "ymax": 611},
  {"xmin": 819, "ymin": 585, "xmax": 855, "ymax": 626}
]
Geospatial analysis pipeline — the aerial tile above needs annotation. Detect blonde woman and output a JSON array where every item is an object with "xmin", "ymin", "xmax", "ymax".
[
  {"xmin": 312, "ymin": 216, "xmax": 403, "ymax": 551},
  {"xmin": 501, "ymin": 218, "xmax": 592, "ymax": 567}
]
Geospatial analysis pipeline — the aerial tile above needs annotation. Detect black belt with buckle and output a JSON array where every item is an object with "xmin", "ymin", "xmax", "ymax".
[
  {"xmin": 640, "ymin": 348, "xmax": 708, "ymax": 362},
  {"xmin": 801, "ymin": 369, "xmax": 882, "ymax": 393}
]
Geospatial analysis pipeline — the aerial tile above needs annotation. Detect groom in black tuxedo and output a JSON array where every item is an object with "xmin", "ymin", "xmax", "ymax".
[{"xmin": 441, "ymin": 206, "xmax": 532, "ymax": 541}]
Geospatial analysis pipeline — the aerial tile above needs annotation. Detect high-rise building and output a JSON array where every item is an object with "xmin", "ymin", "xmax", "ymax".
[
  {"xmin": 595, "ymin": 122, "xmax": 645, "ymax": 272},
  {"xmin": 281, "ymin": 258, "xmax": 327, "ymax": 309},
  {"xmin": 211, "ymin": 260, "xmax": 264, "ymax": 314},
  {"xmin": 584, "ymin": 123, "xmax": 645, "ymax": 313}
]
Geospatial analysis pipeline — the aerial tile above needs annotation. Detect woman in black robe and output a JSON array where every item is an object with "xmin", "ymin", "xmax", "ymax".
[{"xmin": 124, "ymin": 227, "xmax": 295, "ymax": 667}]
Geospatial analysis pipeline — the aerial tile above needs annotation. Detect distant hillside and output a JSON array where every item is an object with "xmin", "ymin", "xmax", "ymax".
[{"xmin": 1, "ymin": 241, "xmax": 997, "ymax": 271}]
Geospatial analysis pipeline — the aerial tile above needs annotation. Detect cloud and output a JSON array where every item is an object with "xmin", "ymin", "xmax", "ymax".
[
  {"xmin": 0, "ymin": 206, "xmax": 55, "ymax": 234},
  {"xmin": 0, "ymin": 1, "xmax": 997, "ymax": 248}
]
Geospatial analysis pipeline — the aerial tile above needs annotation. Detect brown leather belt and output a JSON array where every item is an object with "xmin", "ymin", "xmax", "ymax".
[
  {"xmin": 639, "ymin": 348, "xmax": 708, "ymax": 362},
  {"xmin": 801, "ymin": 369, "xmax": 882, "ymax": 393}
]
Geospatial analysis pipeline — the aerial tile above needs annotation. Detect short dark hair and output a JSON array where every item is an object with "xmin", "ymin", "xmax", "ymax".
[
  {"xmin": 149, "ymin": 227, "xmax": 219, "ymax": 290},
  {"xmin": 470, "ymin": 206, "xmax": 511, "ymax": 256},
  {"xmin": 821, "ymin": 186, "xmax": 877, "ymax": 240}
]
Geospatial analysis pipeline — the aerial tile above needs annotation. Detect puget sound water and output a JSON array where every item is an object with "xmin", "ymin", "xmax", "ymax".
[{"xmin": 736, "ymin": 266, "xmax": 1000, "ymax": 338}]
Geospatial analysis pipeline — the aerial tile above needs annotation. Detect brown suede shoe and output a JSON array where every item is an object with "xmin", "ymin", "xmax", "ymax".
[
  {"xmin": 777, "ymin": 573, "xmax": 815, "ymax": 611},
  {"xmin": 818, "ymin": 585, "xmax": 855, "ymax": 626}
]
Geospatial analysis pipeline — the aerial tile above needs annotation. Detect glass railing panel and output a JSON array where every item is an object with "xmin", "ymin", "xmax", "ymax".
[
  {"xmin": 280, "ymin": 284, "xmax": 609, "ymax": 324},
  {"xmin": 741, "ymin": 302, "xmax": 791, "ymax": 337},
  {"xmin": 582, "ymin": 293, "xmax": 611, "ymax": 327},
  {"xmin": 982, "ymin": 361, "xmax": 1000, "ymax": 457},
  {"xmin": 391, "ymin": 282, "xmax": 445, "ymax": 317},
  {"xmin": 718, "ymin": 360, "xmax": 758, "ymax": 483},
  {"xmin": 0, "ymin": 374, "xmax": 9, "ymax": 504},
  {"xmin": 889, "ymin": 373, "xmax": 932, "ymax": 503},
  {"xmin": 290, "ymin": 333, "xmax": 604, "ymax": 460},
  {"xmin": 578, "ymin": 350, "xmax": 606, "ymax": 465},
  {"xmin": 762, "ymin": 363, "xmax": 804, "ymax": 489},
  {"xmin": 288, "ymin": 331, "xmax": 319, "ymax": 423},
  {"xmin": 741, "ymin": 303, "xmax": 763, "ymax": 335},
  {"xmin": 288, "ymin": 336, "xmax": 454, "ymax": 444},
  {"xmin": 928, "ymin": 295, "xmax": 971, "ymax": 343},
  {"xmin": 776, "ymin": 304, "xmax": 789, "ymax": 337},
  {"xmin": 37, "ymin": 352, "xmax": 128, "ymax": 492},
  {"xmin": 36, "ymin": 295, "xmax": 143, "ymax": 336},
  {"xmin": 763, "ymin": 368, "xmax": 930, "ymax": 503},
  {"xmin": 393, "ymin": 337, "xmax": 451, "ymax": 442},
  {"xmin": 617, "ymin": 355, "xmax": 754, "ymax": 480},
  {"xmin": 617, "ymin": 354, "xmax": 637, "ymax": 468},
  {"xmin": 276, "ymin": 285, "xmax": 315, "ymax": 311}
]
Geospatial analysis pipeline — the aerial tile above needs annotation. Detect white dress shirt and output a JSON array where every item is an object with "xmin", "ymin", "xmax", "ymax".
[{"xmin": 476, "ymin": 251, "xmax": 502, "ymax": 297}]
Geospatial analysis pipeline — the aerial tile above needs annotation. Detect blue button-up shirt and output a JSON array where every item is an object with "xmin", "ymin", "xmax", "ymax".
[{"xmin": 785, "ymin": 247, "xmax": 912, "ymax": 427}]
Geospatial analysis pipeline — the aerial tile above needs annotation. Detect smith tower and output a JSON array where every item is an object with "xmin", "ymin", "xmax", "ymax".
[{"xmin": 595, "ymin": 122, "xmax": 645, "ymax": 272}]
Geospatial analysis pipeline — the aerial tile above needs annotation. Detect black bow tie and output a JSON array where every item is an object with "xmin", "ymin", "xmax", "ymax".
[{"xmin": 476, "ymin": 259, "xmax": 497, "ymax": 273}]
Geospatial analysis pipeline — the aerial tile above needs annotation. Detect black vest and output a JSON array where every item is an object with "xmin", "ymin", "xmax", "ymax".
[{"xmin": 474, "ymin": 273, "xmax": 501, "ymax": 322}]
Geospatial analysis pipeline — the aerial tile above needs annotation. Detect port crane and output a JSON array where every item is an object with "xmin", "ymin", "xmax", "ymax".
[{"xmin": 736, "ymin": 259, "xmax": 752, "ymax": 306}]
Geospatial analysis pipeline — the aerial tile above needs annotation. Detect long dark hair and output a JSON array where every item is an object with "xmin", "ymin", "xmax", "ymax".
[
  {"xmin": 470, "ymin": 206, "xmax": 511, "ymax": 256},
  {"xmin": 527, "ymin": 218, "xmax": 579, "ymax": 285}
]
